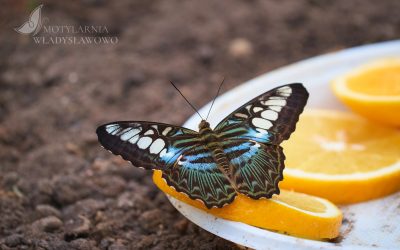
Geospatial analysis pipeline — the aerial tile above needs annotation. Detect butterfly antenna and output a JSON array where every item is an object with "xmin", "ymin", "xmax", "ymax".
[
  {"xmin": 169, "ymin": 81, "xmax": 204, "ymax": 120},
  {"xmin": 206, "ymin": 77, "xmax": 225, "ymax": 121}
]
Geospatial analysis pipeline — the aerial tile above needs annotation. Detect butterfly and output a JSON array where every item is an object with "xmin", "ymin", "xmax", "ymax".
[{"xmin": 96, "ymin": 83, "xmax": 308, "ymax": 208}]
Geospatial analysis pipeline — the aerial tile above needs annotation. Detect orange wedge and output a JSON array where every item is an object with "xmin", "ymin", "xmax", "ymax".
[
  {"xmin": 332, "ymin": 58, "xmax": 400, "ymax": 127},
  {"xmin": 153, "ymin": 170, "xmax": 342, "ymax": 240},
  {"xmin": 281, "ymin": 109, "xmax": 400, "ymax": 204}
]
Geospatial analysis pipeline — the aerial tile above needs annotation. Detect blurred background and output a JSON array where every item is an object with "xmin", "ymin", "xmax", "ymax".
[{"xmin": 1, "ymin": 0, "xmax": 399, "ymax": 249}]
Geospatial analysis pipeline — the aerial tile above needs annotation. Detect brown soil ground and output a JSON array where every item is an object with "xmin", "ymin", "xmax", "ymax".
[{"xmin": 1, "ymin": 0, "xmax": 399, "ymax": 249}]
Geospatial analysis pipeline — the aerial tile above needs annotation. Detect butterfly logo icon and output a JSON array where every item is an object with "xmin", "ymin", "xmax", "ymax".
[{"xmin": 14, "ymin": 4, "xmax": 43, "ymax": 36}]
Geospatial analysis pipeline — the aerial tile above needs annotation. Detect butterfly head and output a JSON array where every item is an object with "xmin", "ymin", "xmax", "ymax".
[{"xmin": 199, "ymin": 120, "xmax": 211, "ymax": 132}]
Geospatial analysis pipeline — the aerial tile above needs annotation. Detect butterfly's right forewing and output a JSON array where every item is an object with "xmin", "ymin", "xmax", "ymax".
[{"xmin": 215, "ymin": 83, "xmax": 309, "ymax": 145}]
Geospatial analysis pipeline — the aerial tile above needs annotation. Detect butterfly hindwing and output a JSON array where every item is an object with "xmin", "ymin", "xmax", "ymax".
[
  {"xmin": 162, "ymin": 144, "xmax": 236, "ymax": 208},
  {"xmin": 223, "ymin": 140, "xmax": 285, "ymax": 199},
  {"xmin": 96, "ymin": 121, "xmax": 200, "ymax": 170},
  {"xmin": 215, "ymin": 83, "xmax": 309, "ymax": 145}
]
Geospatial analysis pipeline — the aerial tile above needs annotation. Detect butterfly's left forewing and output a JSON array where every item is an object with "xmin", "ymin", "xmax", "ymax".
[{"xmin": 96, "ymin": 121, "xmax": 200, "ymax": 170}]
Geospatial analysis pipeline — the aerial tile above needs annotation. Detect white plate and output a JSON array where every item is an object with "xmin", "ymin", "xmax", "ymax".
[{"xmin": 167, "ymin": 40, "xmax": 400, "ymax": 250}]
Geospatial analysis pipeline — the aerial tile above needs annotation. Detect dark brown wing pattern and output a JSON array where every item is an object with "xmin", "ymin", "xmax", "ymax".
[
  {"xmin": 96, "ymin": 121, "xmax": 200, "ymax": 170},
  {"xmin": 215, "ymin": 83, "xmax": 309, "ymax": 145}
]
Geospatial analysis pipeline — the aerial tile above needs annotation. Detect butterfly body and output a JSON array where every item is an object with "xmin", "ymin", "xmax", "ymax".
[
  {"xmin": 97, "ymin": 83, "xmax": 309, "ymax": 208},
  {"xmin": 197, "ymin": 120, "xmax": 238, "ymax": 189}
]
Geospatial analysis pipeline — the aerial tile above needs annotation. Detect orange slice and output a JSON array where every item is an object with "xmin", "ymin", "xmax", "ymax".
[
  {"xmin": 331, "ymin": 58, "xmax": 400, "ymax": 127},
  {"xmin": 153, "ymin": 170, "xmax": 342, "ymax": 240},
  {"xmin": 281, "ymin": 109, "xmax": 400, "ymax": 204}
]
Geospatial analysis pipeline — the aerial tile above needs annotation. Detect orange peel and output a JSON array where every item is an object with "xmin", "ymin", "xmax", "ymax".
[{"xmin": 153, "ymin": 170, "xmax": 342, "ymax": 240}]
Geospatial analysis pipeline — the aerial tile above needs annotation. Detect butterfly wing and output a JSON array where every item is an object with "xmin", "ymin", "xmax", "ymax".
[
  {"xmin": 215, "ymin": 83, "xmax": 308, "ymax": 199},
  {"xmin": 14, "ymin": 22, "xmax": 36, "ymax": 34},
  {"xmin": 215, "ymin": 83, "xmax": 309, "ymax": 145},
  {"xmin": 30, "ymin": 4, "xmax": 43, "ymax": 35},
  {"xmin": 96, "ymin": 121, "xmax": 201, "ymax": 170},
  {"xmin": 223, "ymin": 139, "xmax": 284, "ymax": 199},
  {"xmin": 97, "ymin": 121, "xmax": 236, "ymax": 208},
  {"xmin": 162, "ymin": 144, "xmax": 236, "ymax": 208},
  {"xmin": 14, "ymin": 4, "xmax": 43, "ymax": 35}
]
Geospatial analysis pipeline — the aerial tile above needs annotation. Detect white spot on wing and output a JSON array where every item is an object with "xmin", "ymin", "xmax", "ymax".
[
  {"xmin": 256, "ymin": 128, "xmax": 268, "ymax": 134},
  {"xmin": 279, "ymin": 92, "xmax": 291, "ymax": 97},
  {"xmin": 118, "ymin": 127, "xmax": 131, "ymax": 135},
  {"xmin": 120, "ymin": 128, "xmax": 141, "ymax": 141},
  {"xmin": 144, "ymin": 130, "xmax": 154, "ymax": 135},
  {"xmin": 159, "ymin": 148, "xmax": 167, "ymax": 157},
  {"xmin": 277, "ymin": 86, "xmax": 292, "ymax": 96},
  {"xmin": 269, "ymin": 106, "xmax": 282, "ymax": 112},
  {"xmin": 177, "ymin": 155, "xmax": 184, "ymax": 165},
  {"xmin": 128, "ymin": 135, "xmax": 139, "ymax": 144},
  {"xmin": 137, "ymin": 137, "xmax": 152, "ymax": 149},
  {"xmin": 162, "ymin": 127, "xmax": 172, "ymax": 136},
  {"xmin": 278, "ymin": 86, "xmax": 292, "ymax": 92},
  {"xmin": 253, "ymin": 107, "xmax": 263, "ymax": 113},
  {"xmin": 262, "ymin": 99, "xmax": 286, "ymax": 106},
  {"xmin": 252, "ymin": 118, "xmax": 273, "ymax": 129},
  {"xmin": 269, "ymin": 96, "xmax": 286, "ymax": 100},
  {"xmin": 106, "ymin": 124, "xmax": 120, "ymax": 135},
  {"xmin": 150, "ymin": 138, "xmax": 165, "ymax": 154},
  {"xmin": 261, "ymin": 110, "xmax": 278, "ymax": 121},
  {"xmin": 234, "ymin": 113, "xmax": 248, "ymax": 119}
]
